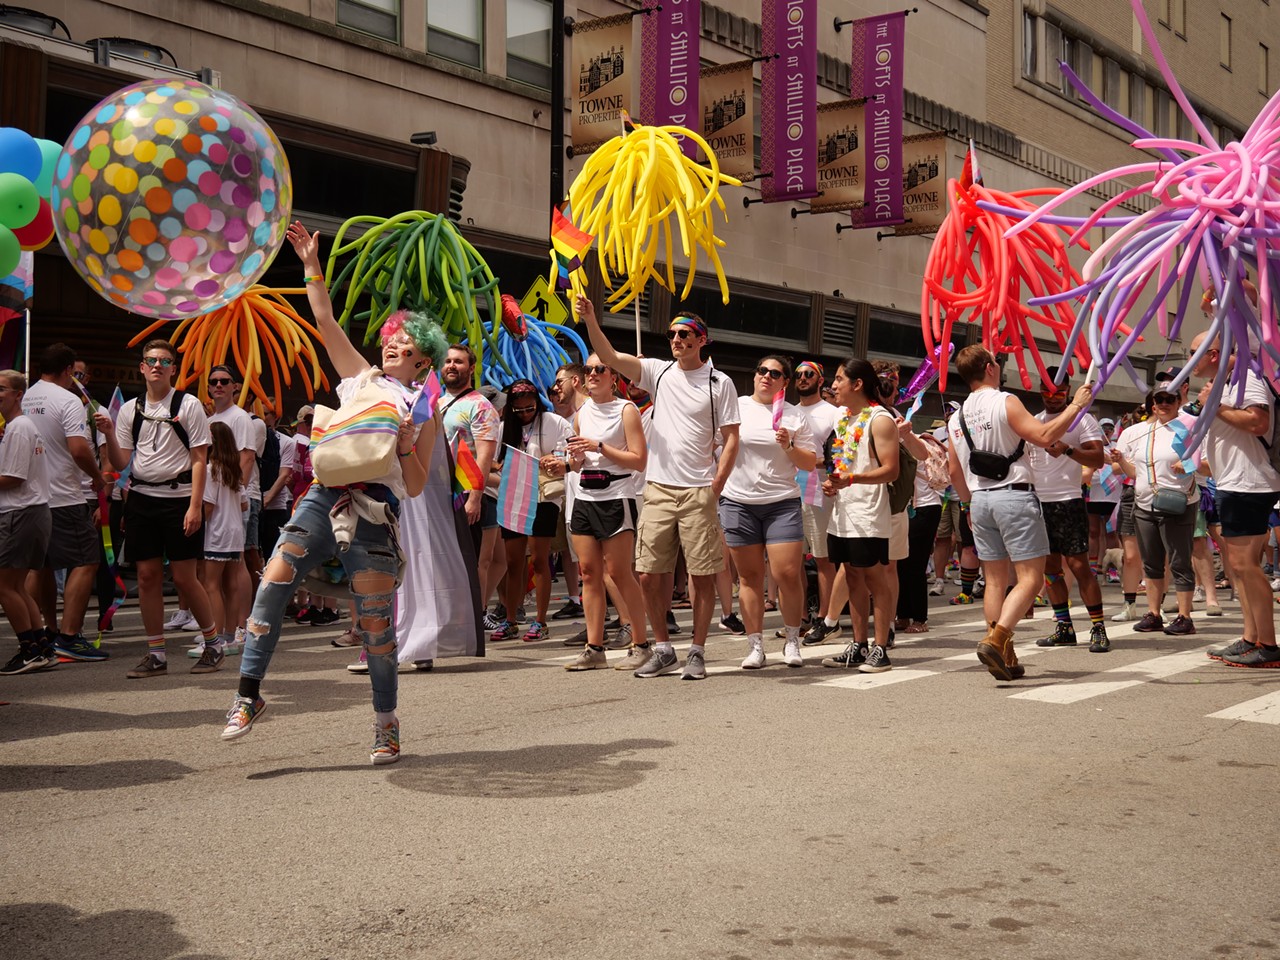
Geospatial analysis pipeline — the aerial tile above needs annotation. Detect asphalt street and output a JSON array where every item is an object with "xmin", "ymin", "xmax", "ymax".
[{"xmin": 2, "ymin": 581, "xmax": 1279, "ymax": 960}]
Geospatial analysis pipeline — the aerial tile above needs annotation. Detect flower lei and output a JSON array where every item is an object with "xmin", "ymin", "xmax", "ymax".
[{"xmin": 830, "ymin": 406, "xmax": 874, "ymax": 476}]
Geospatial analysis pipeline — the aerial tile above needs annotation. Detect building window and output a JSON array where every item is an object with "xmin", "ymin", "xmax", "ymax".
[
  {"xmin": 1103, "ymin": 57, "xmax": 1122, "ymax": 110},
  {"xmin": 1262, "ymin": 44, "xmax": 1271, "ymax": 95},
  {"xmin": 429, "ymin": 1, "xmax": 483, "ymax": 68},
  {"xmin": 1153, "ymin": 87, "xmax": 1171, "ymax": 137},
  {"xmin": 1129, "ymin": 73, "xmax": 1147, "ymax": 125},
  {"xmin": 507, "ymin": 0, "xmax": 552, "ymax": 88},
  {"xmin": 337, "ymin": 0, "xmax": 399, "ymax": 42},
  {"xmin": 1158, "ymin": 0, "xmax": 1170, "ymax": 27},
  {"xmin": 1171, "ymin": 0, "xmax": 1186, "ymax": 36},
  {"xmin": 1221, "ymin": 14, "xmax": 1232, "ymax": 70},
  {"xmin": 1022, "ymin": 11, "xmax": 1038, "ymax": 80}
]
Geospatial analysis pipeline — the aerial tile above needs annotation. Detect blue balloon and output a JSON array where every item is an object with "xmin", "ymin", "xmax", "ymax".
[{"xmin": 0, "ymin": 128, "xmax": 41, "ymax": 181}]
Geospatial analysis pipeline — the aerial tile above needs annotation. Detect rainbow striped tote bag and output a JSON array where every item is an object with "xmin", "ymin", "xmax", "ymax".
[{"xmin": 310, "ymin": 368, "xmax": 403, "ymax": 487}]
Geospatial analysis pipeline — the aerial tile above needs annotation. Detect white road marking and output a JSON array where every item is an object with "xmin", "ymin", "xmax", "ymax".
[{"xmin": 1207, "ymin": 690, "xmax": 1280, "ymax": 725}]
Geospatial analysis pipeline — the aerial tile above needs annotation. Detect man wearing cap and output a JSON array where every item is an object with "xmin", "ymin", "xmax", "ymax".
[
  {"xmin": 1029, "ymin": 367, "xmax": 1110, "ymax": 652},
  {"xmin": 575, "ymin": 297, "xmax": 739, "ymax": 679},
  {"xmin": 947, "ymin": 345, "xmax": 1092, "ymax": 681},
  {"xmin": 1189, "ymin": 331, "xmax": 1280, "ymax": 667},
  {"xmin": 793, "ymin": 360, "xmax": 845, "ymax": 644}
]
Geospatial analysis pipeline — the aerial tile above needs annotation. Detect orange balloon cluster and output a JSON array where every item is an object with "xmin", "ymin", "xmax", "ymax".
[
  {"xmin": 923, "ymin": 180, "xmax": 1125, "ymax": 391},
  {"xmin": 127, "ymin": 285, "xmax": 328, "ymax": 412}
]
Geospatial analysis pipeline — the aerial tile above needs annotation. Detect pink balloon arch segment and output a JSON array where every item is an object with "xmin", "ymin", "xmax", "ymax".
[{"xmin": 50, "ymin": 78, "xmax": 291, "ymax": 319}]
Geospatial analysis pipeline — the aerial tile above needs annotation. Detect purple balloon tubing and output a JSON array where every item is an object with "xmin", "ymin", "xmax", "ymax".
[{"xmin": 989, "ymin": 0, "xmax": 1280, "ymax": 452}]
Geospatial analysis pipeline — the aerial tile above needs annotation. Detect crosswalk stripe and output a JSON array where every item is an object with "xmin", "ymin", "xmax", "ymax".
[
  {"xmin": 1008, "ymin": 648, "xmax": 1210, "ymax": 704},
  {"xmin": 1207, "ymin": 691, "xmax": 1280, "ymax": 725}
]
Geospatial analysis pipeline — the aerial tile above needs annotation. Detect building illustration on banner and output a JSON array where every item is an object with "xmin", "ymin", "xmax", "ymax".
[
  {"xmin": 579, "ymin": 46, "xmax": 625, "ymax": 97},
  {"xmin": 704, "ymin": 88, "xmax": 747, "ymax": 134},
  {"xmin": 904, "ymin": 154, "xmax": 940, "ymax": 191},
  {"xmin": 822, "ymin": 124, "xmax": 859, "ymax": 164}
]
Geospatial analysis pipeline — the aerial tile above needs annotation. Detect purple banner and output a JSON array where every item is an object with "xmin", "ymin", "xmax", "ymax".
[
  {"xmin": 847, "ymin": 11, "xmax": 905, "ymax": 227},
  {"xmin": 760, "ymin": 0, "xmax": 819, "ymax": 203},
  {"xmin": 639, "ymin": 0, "xmax": 700, "ymax": 157}
]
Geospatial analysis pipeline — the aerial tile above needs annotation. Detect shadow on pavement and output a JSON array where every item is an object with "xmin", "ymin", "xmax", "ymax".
[
  {"xmin": 244, "ymin": 737, "xmax": 675, "ymax": 798},
  {"xmin": 0, "ymin": 902, "xmax": 224, "ymax": 960},
  {"xmin": 0, "ymin": 760, "xmax": 195, "ymax": 793}
]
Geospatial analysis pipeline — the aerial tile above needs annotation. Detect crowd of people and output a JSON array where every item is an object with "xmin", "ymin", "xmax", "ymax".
[{"xmin": 3, "ymin": 222, "xmax": 1278, "ymax": 765}]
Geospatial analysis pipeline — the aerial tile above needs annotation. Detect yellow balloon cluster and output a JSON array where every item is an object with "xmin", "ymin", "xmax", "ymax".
[{"xmin": 567, "ymin": 122, "xmax": 740, "ymax": 310}]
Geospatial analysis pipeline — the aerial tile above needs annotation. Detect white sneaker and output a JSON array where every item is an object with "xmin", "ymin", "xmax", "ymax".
[
  {"xmin": 1271, "ymin": 577, "xmax": 1280, "ymax": 592},
  {"xmin": 927, "ymin": 578, "xmax": 945, "ymax": 597},
  {"xmin": 1192, "ymin": 585, "xmax": 1206, "ymax": 603},
  {"xmin": 741, "ymin": 638, "xmax": 766, "ymax": 669},
  {"xmin": 224, "ymin": 627, "xmax": 245, "ymax": 656},
  {"xmin": 782, "ymin": 638, "xmax": 804, "ymax": 668},
  {"xmin": 1111, "ymin": 601, "xmax": 1138, "ymax": 622},
  {"xmin": 165, "ymin": 609, "xmax": 196, "ymax": 631}
]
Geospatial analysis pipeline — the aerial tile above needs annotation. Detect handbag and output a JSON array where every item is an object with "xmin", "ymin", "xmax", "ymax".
[
  {"xmin": 1145, "ymin": 424, "xmax": 1190, "ymax": 516},
  {"xmin": 310, "ymin": 368, "xmax": 404, "ymax": 487}
]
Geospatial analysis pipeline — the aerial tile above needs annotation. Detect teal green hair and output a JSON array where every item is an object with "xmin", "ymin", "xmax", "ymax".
[{"xmin": 382, "ymin": 309, "xmax": 448, "ymax": 371}]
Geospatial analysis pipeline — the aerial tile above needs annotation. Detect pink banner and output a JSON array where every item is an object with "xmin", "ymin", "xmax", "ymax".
[
  {"xmin": 847, "ymin": 11, "xmax": 906, "ymax": 228},
  {"xmin": 760, "ymin": 0, "xmax": 819, "ymax": 203},
  {"xmin": 640, "ymin": 0, "xmax": 700, "ymax": 157}
]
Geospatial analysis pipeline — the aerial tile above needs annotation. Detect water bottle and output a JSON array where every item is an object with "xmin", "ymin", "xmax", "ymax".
[{"xmin": 554, "ymin": 438, "xmax": 569, "ymax": 463}]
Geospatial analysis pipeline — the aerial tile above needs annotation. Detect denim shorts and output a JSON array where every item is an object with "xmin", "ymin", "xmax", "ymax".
[
  {"xmin": 243, "ymin": 497, "xmax": 263, "ymax": 550},
  {"xmin": 969, "ymin": 488, "xmax": 1049, "ymax": 562},
  {"xmin": 718, "ymin": 496, "xmax": 804, "ymax": 548}
]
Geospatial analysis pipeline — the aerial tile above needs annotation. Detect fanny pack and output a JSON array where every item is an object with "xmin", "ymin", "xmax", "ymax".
[
  {"xmin": 1151, "ymin": 486, "xmax": 1189, "ymax": 516},
  {"xmin": 959, "ymin": 407, "xmax": 1025, "ymax": 481},
  {"xmin": 132, "ymin": 469, "xmax": 193, "ymax": 489},
  {"xmin": 579, "ymin": 469, "xmax": 631, "ymax": 491}
]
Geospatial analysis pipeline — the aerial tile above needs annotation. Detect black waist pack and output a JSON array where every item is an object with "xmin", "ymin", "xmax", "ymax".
[
  {"xmin": 579, "ymin": 470, "xmax": 630, "ymax": 490},
  {"xmin": 959, "ymin": 408, "xmax": 1025, "ymax": 481}
]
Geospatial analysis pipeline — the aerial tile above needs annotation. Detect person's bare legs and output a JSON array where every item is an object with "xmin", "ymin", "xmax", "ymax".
[
  {"xmin": 640, "ymin": 572, "xmax": 672, "ymax": 645},
  {"xmin": 864, "ymin": 561, "xmax": 894, "ymax": 647},
  {"xmin": 689, "ymin": 572, "xmax": 717, "ymax": 645},
  {"xmin": 729, "ymin": 544, "xmax": 766, "ymax": 636},
  {"xmin": 1191, "ymin": 537, "xmax": 1220, "ymax": 608},
  {"xmin": 602, "ymin": 532, "xmax": 645, "ymax": 645},
  {"xmin": 1224, "ymin": 534, "xmax": 1273, "ymax": 646},
  {"xmin": 0, "ymin": 568, "xmax": 40, "ymax": 636}
]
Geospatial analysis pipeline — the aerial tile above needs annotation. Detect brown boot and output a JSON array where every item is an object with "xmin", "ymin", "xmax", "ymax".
[{"xmin": 976, "ymin": 623, "xmax": 1022, "ymax": 681}]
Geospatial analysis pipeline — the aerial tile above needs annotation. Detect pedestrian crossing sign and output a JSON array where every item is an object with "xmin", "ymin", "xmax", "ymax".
[{"xmin": 519, "ymin": 275, "xmax": 571, "ymax": 329}]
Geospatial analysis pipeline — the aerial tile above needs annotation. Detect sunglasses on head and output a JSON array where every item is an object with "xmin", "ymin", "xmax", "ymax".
[
  {"xmin": 667, "ymin": 328, "xmax": 694, "ymax": 340},
  {"xmin": 755, "ymin": 365, "xmax": 785, "ymax": 380},
  {"xmin": 209, "ymin": 377, "xmax": 233, "ymax": 387},
  {"xmin": 142, "ymin": 356, "xmax": 174, "ymax": 368}
]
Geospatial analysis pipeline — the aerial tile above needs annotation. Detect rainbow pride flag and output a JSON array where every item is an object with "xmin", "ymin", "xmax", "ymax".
[
  {"xmin": 497, "ymin": 445, "xmax": 540, "ymax": 535},
  {"xmin": 454, "ymin": 437, "xmax": 484, "ymax": 492},
  {"xmin": 310, "ymin": 401, "xmax": 401, "ymax": 449}
]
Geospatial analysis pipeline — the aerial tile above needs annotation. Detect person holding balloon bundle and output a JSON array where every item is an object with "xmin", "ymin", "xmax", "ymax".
[{"xmin": 221, "ymin": 222, "xmax": 442, "ymax": 766}]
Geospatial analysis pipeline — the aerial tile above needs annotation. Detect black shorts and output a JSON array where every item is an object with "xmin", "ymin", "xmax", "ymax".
[
  {"xmin": 570, "ymin": 498, "xmax": 638, "ymax": 540},
  {"xmin": 124, "ymin": 492, "xmax": 204, "ymax": 563},
  {"xmin": 957, "ymin": 507, "xmax": 975, "ymax": 548},
  {"xmin": 1215, "ymin": 490, "xmax": 1279, "ymax": 539},
  {"xmin": 1118, "ymin": 486, "xmax": 1137, "ymax": 537},
  {"xmin": 1087, "ymin": 500, "xmax": 1119, "ymax": 517},
  {"xmin": 1041, "ymin": 498, "xmax": 1090, "ymax": 557},
  {"xmin": 501, "ymin": 501, "xmax": 561, "ymax": 540},
  {"xmin": 46, "ymin": 502, "xmax": 99, "ymax": 568},
  {"xmin": 480, "ymin": 495, "xmax": 498, "ymax": 530},
  {"xmin": 827, "ymin": 534, "xmax": 889, "ymax": 568}
]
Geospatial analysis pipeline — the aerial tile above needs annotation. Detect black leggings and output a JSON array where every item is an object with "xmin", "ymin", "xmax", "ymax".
[{"xmin": 897, "ymin": 504, "xmax": 942, "ymax": 623}]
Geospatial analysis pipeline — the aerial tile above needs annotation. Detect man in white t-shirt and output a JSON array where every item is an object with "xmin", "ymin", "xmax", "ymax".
[
  {"xmin": 793, "ymin": 360, "xmax": 845, "ymax": 645},
  {"xmin": 258, "ymin": 405, "xmax": 296, "ymax": 559},
  {"xmin": 576, "ymin": 297, "xmax": 740, "ymax": 680},
  {"xmin": 106, "ymin": 339, "xmax": 216, "ymax": 678},
  {"xmin": 1029, "ymin": 367, "xmax": 1110, "ymax": 653},
  {"xmin": 947, "ymin": 345, "xmax": 1092, "ymax": 681},
  {"xmin": 1190, "ymin": 329, "xmax": 1280, "ymax": 667},
  {"xmin": 20, "ymin": 343, "xmax": 108, "ymax": 663}
]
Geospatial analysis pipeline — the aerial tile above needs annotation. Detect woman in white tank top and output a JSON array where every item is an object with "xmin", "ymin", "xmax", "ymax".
[{"xmin": 562, "ymin": 355, "xmax": 651, "ymax": 672}]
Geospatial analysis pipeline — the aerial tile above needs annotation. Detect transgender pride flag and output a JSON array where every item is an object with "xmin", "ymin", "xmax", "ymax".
[{"xmin": 497, "ymin": 445, "xmax": 540, "ymax": 535}]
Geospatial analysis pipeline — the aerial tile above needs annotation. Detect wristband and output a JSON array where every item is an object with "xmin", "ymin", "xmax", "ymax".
[
  {"xmin": 303, "ymin": 275, "xmax": 324, "ymax": 284},
  {"xmin": 398, "ymin": 446, "xmax": 415, "ymax": 458}
]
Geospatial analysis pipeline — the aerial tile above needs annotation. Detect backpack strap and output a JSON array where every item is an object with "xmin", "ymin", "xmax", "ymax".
[
  {"xmin": 959, "ymin": 404, "xmax": 1025, "ymax": 462},
  {"xmin": 131, "ymin": 390, "xmax": 191, "ymax": 449}
]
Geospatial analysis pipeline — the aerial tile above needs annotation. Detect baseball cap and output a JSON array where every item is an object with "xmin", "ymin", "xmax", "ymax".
[
  {"xmin": 295, "ymin": 404, "xmax": 315, "ymax": 423},
  {"xmin": 1155, "ymin": 366, "xmax": 1182, "ymax": 383}
]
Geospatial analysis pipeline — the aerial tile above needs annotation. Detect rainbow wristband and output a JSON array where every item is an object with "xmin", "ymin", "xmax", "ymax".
[{"xmin": 303, "ymin": 275, "xmax": 324, "ymax": 284}]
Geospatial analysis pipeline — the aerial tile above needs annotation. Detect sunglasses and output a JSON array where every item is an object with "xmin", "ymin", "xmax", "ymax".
[
  {"xmin": 72, "ymin": 371, "xmax": 88, "ymax": 384},
  {"xmin": 667, "ymin": 328, "xmax": 694, "ymax": 340},
  {"xmin": 512, "ymin": 406, "xmax": 538, "ymax": 414},
  {"xmin": 755, "ymin": 366, "xmax": 785, "ymax": 380},
  {"xmin": 1152, "ymin": 393, "xmax": 1178, "ymax": 405},
  {"xmin": 208, "ymin": 378, "xmax": 234, "ymax": 387},
  {"xmin": 795, "ymin": 370, "xmax": 818, "ymax": 379},
  {"xmin": 142, "ymin": 356, "xmax": 174, "ymax": 368},
  {"xmin": 583, "ymin": 364, "xmax": 610, "ymax": 375},
  {"xmin": 1040, "ymin": 387, "xmax": 1068, "ymax": 399}
]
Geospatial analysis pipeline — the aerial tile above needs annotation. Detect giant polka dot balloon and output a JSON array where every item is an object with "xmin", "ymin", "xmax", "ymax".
[{"xmin": 51, "ymin": 79, "xmax": 291, "ymax": 319}]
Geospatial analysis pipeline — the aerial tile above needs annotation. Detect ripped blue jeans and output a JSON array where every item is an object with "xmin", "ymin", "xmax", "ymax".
[{"xmin": 239, "ymin": 485, "xmax": 401, "ymax": 713}]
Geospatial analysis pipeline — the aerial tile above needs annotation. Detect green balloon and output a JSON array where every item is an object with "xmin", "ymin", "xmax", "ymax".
[
  {"xmin": 33, "ymin": 139, "xmax": 60, "ymax": 200},
  {"xmin": 0, "ymin": 172, "xmax": 39, "ymax": 229},
  {"xmin": 0, "ymin": 225, "xmax": 19, "ymax": 279}
]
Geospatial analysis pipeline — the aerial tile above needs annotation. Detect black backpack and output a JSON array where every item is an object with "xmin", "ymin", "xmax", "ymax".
[
  {"xmin": 131, "ymin": 390, "xmax": 191, "ymax": 449},
  {"xmin": 255, "ymin": 418, "xmax": 281, "ymax": 494},
  {"xmin": 1255, "ymin": 378, "xmax": 1280, "ymax": 476}
]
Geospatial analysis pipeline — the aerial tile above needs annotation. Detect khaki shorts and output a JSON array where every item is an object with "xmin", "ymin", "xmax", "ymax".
[
  {"xmin": 801, "ymin": 500, "xmax": 834, "ymax": 558},
  {"xmin": 889, "ymin": 510, "xmax": 909, "ymax": 561},
  {"xmin": 935, "ymin": 499, "xmax": 962, "ymax": 540},
  {"xmin": 635, "ymin": 482, "xmax": 726, "ymax": 576}
]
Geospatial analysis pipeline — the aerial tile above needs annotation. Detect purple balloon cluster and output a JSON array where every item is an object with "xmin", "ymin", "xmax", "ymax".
[{"xmin": 989, "ymin": 0, "xmax": 1280, "ymax": 454}]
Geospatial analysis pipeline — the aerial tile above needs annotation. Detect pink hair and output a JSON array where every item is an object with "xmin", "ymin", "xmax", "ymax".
[{"xmin": 380, "ymin": 310, "xmax": 410, "ymax": 344}]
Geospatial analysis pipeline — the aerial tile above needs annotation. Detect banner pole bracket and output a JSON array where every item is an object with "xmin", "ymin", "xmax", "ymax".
[{"xmin": 835, "ymin": 8, "xmax": 916, "ymax": 31}]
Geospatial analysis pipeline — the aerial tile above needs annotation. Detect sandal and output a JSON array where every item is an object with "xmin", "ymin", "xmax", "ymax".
[
  {"xmin": 763, "ymin": 599, "xmax": 777, "ymax": 612},
  {"xmin": 904, "ymin": 622, "xmax": 929, "ymax": 633},
  {"xmin": 671, "ymin": 593, "xmax": 692, "ymax": 609}
]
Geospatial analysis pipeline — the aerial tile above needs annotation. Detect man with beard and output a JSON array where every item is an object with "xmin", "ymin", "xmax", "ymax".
[
  {"xmin": 1029, "ymin": 367, "xmax": 1111, "ymax": 653},
  {"xmin": 793, "ymin": 361, "xmax": 845, "ymax": 644},
  {"xmin": 438, "ymin": 345, "xmax": 501, "ymax": 619}
]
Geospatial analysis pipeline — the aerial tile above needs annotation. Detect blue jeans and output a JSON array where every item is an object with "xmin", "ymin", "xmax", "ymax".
[{"xmin": 239, "ymin": 486, "xmax": 401, "ymax": 712}]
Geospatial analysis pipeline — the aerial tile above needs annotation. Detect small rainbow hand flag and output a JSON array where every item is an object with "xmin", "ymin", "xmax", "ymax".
[
  {"xmin": 412, "ymin": 370, "xmax": 442, "ymax": 425},
  {"xmin": 454, "ymin": 437, "xmax": 484, "ymax": 492}
]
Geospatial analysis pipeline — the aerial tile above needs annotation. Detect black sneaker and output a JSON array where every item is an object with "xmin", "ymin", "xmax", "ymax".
[
  {"xmin": 0, "ymin": 645, "xmax": 51, "ymax": 675},
  {"xmin": 821, "ymin": 641, "xmax": 868, "ymax": 668},
  {"xmin": 604, "ymin": 616, "xmax": 623, "ymax": 631},
  {"xmin": 719, "ymin": 613, "xmax": 746, "ymax": 635},
  {"xmin": 1088, "ymin": 625, "xmax": 1111, "ymax": 653},
  {"xmin": 1132, "ymin": 612, "xmax": 1164, "ymax": 632},
  {"xmin": 1208, "ymin": 638, "xmax": 1255, "ymax": 661},
  {"xmin": 551, "ymin": 599, "xmax": 584, "ymax": 621},
  {"xmin": 802, "ymin": 620, "xmax": 842, "ymax": 646},
  {"xmin": 190, "ymin": 643, "xmax": 225, "ymax": 674},
  {"xmin": 1222, "ymin": 644, "xmax": 1280, "ymax": 668},
  {"xmin": 666, "ymin": 611, "xmax": 682, "ymax": 635},
  {"xmin": 858, "ymin": 644, "xmax": 892, "ymax": 673},
  {"xmin": 1036, "ymin": 621, "xmax": 1077, "ymax": 647},
  {"xmin": 312, "ymin": 607, "xmax": 340, "ymax": 626},
  {"xmin": 562, "ymin": 625, "xmax": 591, "ymax": 647},
  {"xmin": 126, "ymin": 654, "xmax": 168, "ymax": 679},
  {"xmin": 1163, "ymin": 614, "xmax": 1196, "ymax": 636},
  {"xmin": 53, "ymin": 633, "xmax": 110, "ymax": 661}
]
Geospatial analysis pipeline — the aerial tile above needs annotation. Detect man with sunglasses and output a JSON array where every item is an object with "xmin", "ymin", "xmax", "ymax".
[
  {"xmin": 1029, "ymin": 367, "xmax": 1111, "ymax": 653},
  {"xmin": 107, "ymin": 340, "xmax": 216, "ymax": 678},
  {"xmin": 1189, "ymin": 331, "xmax": 1280, "ymax": 667},
  {"xmin": 793, "ymin": 361, "xmax": 845, "ymax": 645},
  {"xmin": 575, "ymin": 296, "xmax": 740, "ymax": 679},
  {"xmin": 548, "ymin": 362, "xmax": 587, "ymax": 622}
]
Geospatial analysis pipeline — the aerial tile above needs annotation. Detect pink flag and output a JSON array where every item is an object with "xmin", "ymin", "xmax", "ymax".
[
  {"xmin": 497, "ymin": 445, "xmax": 540, "ymax": 536},
  {"xmin": 412, "ymin": 370, "xmax": 442, "ymax": 424},
  {"xmin": 771, "ymin": 389, "xmax": 785, "ymax": 430}
]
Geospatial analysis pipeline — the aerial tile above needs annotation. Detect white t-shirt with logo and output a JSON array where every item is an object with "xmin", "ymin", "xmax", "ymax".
[
  {"xmin": 723, "ymin": 396, "xmax": 818, "ymax": 505},
  {"xmin": 20, "ymin": 379, "xmax": 90, "ymax": 508},
  {"xmin": 948, "ymin": 389, "xmax": 1033, "ymax": 491},
  {"xmin": 202, "ymin": 472, "xmax": 249, "ymax": 553},
  {"xmin": 0, "ymin": 417, "xmax": 48, "ymax": 511},
  {"xmin": 117, "ymin": 389, "xmax": 212, "ymax": 499},
  {"xmin": 1203, "ymin": 369, "xmax": 1280, "ymax": 494},
  {"xmin": 264, "ymin": 430, "xmax": 297, "ymax": 510},
  {"xmin": 1029, "ymin": 410, "xmax": 1103, "ymax": 502},
  {"xmin": 637, "ymin": 358, "xmax": 740, "ymax": 488},
  {"xmin": 1116, "ymin": 416, "xmax": 1198, "ymax": 510}
]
